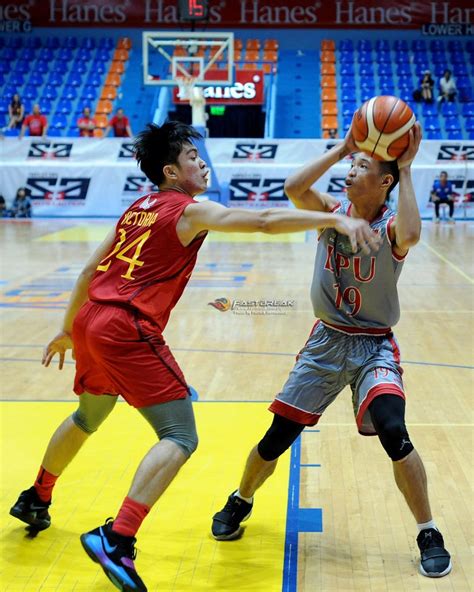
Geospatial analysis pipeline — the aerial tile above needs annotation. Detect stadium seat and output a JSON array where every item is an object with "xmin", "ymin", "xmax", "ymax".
[
  {"xmin": 113, "ymin": 48, "xmax": 129, "ymax": 62},
  {"xmin": 44, "ymin": 37, "xmax": 60, "ymax": 49},
  {"xmin": 339, "ymin": 51, "xmax": 354, "ymax": 64},
  {"xmin": 322, "ymin": 115, "xmax": 338, "ymax": 130},
  {"xmin": 99, "ymin": 38, "xmax": 115, "ymax": 50},
  {"xmin": 447, "ymin": 40, "xmax": 462, "ymax": 51},
  {"xmin": 444, "ymin": 117, "xmax": 461, "ymax": 131},
  {"xmin": 394, "ymin": 40, "xmax": 408, "ymax": 51},
  {"xmin": 446, "ymin": 130, "xmax": 463, "ymax": 140},
  {"xmin": 28, "ymin": 73, "xmax": 44, "ymax": 86},
  {"xmin": 105, "ymin": 73, "xmax": 121, "ymax": 87},
  {"xmin": 2, "ymin": 86, "xmax": 17, "ymax": 100},
  {"xmin": 357, "ymin": 40, "xmax": 372, "ymax": 51},
  {"xmin": 339, "ymin": 40, "xmax": 353, "ymax": 51},
  {"xmin": 321, "ymin": 75, "xmax": 336, "ymax": 88},
  {"xmin": 426, "ymin": 130, "xmax": 443, "ymax": 139},
  {"xmin": 457, "ymin": 77, "xmax": 471, "ymax": 90},
  {"xmin": 469, "ymin": 131, "xmax": 474, "ymax": 140},
  {"xmin": 94, "ymin": 114, "xmax": 108, "ymax": 128},
  {"xmin": 88, "ymin": 73, "xmax": 103, "ymax": 87},
  {"xmin": 19, "ymin": 48, "xmax": 36, "ymax": 61},
  {"xmin": 394, "ymin": 51, "xmax": 410, "ymax": 64},
  {"xmin": 341, "ymin": 102, "xmax": 357, "ymax": 116},
  {"xmin": 80, "ymin": 37, "xmax": 96, "ymax": 50},
  {"xmin": 441, "ymin": 102, "xmax": 458, "ymax": 116},
  {"xmin": 38, "ymin": 99, "xmax": 52, "ymax": 114},
  {"xmin": 61, "ymin": 87, "xmax": 78, "ymax": 100},
  {"xmin": 398, "ymin": 76, "xmax": 413, "ymax": 90},
  {"xmin": 321, "ymin": 50, "xmax": 336, "ymax": 63},
  {"xmin": 0, "ymin": 99, "xmax": 9, "ymax": 114},
  {"xmin": 378, "ymin": 64, "xmax": 392, "ymax": 76},
  {"xmin": 96, "ymin": 99, "xmax": 113, "ymax": 114},
  {"xmin": 100, "ymin": 86, "xmax": 117, "ymax": 100},
  {"xmin": 47, "ymin": 128, "xmax": 62, "ymax": 137},
  {"xmin": 35, "ymin": 61, "xmax": 49, "ymax": 74},
  {"xmin": 375, "ymin": 40, "xmax": 390, "ymax": 51},
  {"xmin": 321, "ymin": 88, "xmax": 336, "ymax": 101},
  {"xmin": 25, "ymin": 36, "xmax": 42, "ymax": 49},
  {"xmin": 396, "ymin": 64, "xmax": 411, "ymax": 76},
  {"xmin": 358, "ymin": 51, "xmax": 372, "ymax": 63},
  {"xmin": 462, "ymin": 103, "xmax": 474, "ymax": 116},
  {"xmin": 377, "ymin": 51, "xmax": 391, "ymax": 64},
  {"xmin": 81, "ymin": 86, "xmax": 98, "ymax": 100},
  {"xmin": 459, "ymin": 89, "xmax": 474, "ymax": 103},
  {"xmin": 6, "ymin": 37, "xmax": 22, "ymax": 49},
  {"xmin": 322, "ymin": 101, "xmax": 338, "ymax": 116},
  {"xmin": 51, "ymin": 61, "xmax": 68, "ymax": 74},
  {"xmin": 454, "ymin": 64, "xmax": 468, "ymax": 76},
  {"xmin": 51, "ymin": 113, "xmax": 68, "ymax": 129},
  {"xmin": 246, "ymin": 39, "xmax": 261, "ymax": 51},
  {"xmin": 425, "ymin": 116, "xmax": 441, "ymax": 131},
  {"xmin": 58, "ymin": 48, "xmax": 74, "ymax": 61},
  {"xmin": 56, "ymin": 99, "xmax": 73, "ymax": 114},
  {"xmin": 0, "ymin": 72, "xmax": 4, "ymax": 86},
  {"xmin": 321, "ymin": 63, "xmax": 336, "ymax": 76},
  {"xmin": 117, "ymin": 37, "xmax": 132, "ymax": 50},
  {"xmin": 244, "ymin": 50, "xmax": 260, "ymax": 62},
  {"xmin": 465, "ymin": 118, "xmax": 474, "ymax": 131},
  {"xmin": 39, "ymin": 48, "xmax": 55, "ymax": 61},
  {"xmin": 264, "ymin": 39, "xmax": 279, "ymax": 51},
  {"xmin": 0, "ymin": 59, "xmax": 8, "ymax": 73},
  {"xmin": 47, "ymin": 72, "xmax": 64, "ymax": 86},
  {"xmin": 341, "ymin": 89, "xmax": 356, "ymax": 102},
  {"xmin": 422, "ymin": 103, "xmax": 438, "ymax": 117},
  {"xmin": 341, "ymin": 79, "xmax": 356, "ymax": 89},
  {"xmin": 359, "ymin": 64, "xmax": 374, "ymax": 76},
  {"xmin": 96, "ymin": 49, "xmax": 112, "ymax": 62},
  {"xmin": 23, "ymin": 85, "xmax": 37, "ymax": 100},
  {"xmin": 67, "ymin": 72, "xmax": 84, "ymax": 87},
  {"xmin": 67, "ymin": 127, "xmax": 80, "ymax": 137},
  {"xmin": 15, "ymin": 60, "xmax": 30, "ymax": 74},
  {"xmin": 92, "ymin": 60, "xmax": 108, "ymax": 74},
  {"xmin": 450, "ymin": 52, "xmax": 464, "ymax": 64},
  {"xmin": 339, "ymin": 64, "xmax": 355, "ymax": 76},
  {"xmin": 43, "ymin": 85, "xmax": 58, "ymax": 100},
  {"xmin": 77, "ymin": 48, "xmax": 93, "ymax": 61},
  {"xmin": 4, "ymin": 128, "xmax": 20, "ymax": 136},
  {"xmin": 412, "ymin": 40, "xmax": 427, "ymax": 51},
  {"xmin": 431, "ymin": 52, "xmax": 446, "ymax": 64},
  {"xmin": 110, "ymin": 61, "xmax": 125, "ymax": 75},
  {"xmin": 8, "ymin": 73, "xmax": 24, "ymax": 86}
]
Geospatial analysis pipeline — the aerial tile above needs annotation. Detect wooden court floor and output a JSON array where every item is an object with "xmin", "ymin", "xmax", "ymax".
[{"xmin": 0, "ymin": 218, "xmax": 473, "ymax": 592}]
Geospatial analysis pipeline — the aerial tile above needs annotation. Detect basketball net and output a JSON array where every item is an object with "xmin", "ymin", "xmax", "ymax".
[{"xmin": 177, "ymin": 76, "xmax": 206, "ymax": 128}]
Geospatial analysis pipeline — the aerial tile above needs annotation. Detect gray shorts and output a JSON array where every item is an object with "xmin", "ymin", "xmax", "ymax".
[{"xmin": 269, "ymin": 321, "xmax": 405, "ymax": 435}]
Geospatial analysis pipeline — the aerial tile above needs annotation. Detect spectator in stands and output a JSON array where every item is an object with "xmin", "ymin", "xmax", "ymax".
[
  {"xmin": 8, "ymin": 94, "xmax": 25, "ymax": 129},
  {"xmin": 0, "ymin": 195, "xmax": 7, "ymax": 217},
  {"xmin": 19, "ymin": 104, "xmax": 48, "ymax": 139},
  {"xmin": 328, "ymin": 128, "xmax": 338, "ymax": 139},
  {"xmin": 431, "ymin": 171, "xmax": 456, "ymax": 224},
  {"xmin": 104, "ymin": 108, "xmax": 133, "ymax": 138},
  {"xmin": 438, "ymin": 69, "xmax": 457, "ymax": 103},
  {"xmin": 419, "ymin": 71, "xmax": 434, "ymax": 103},
  {"xmin": 11, "ymin": 187, "xmax": 32, "ymax": 218},
  {"xmin": 77, "ymin": 107, "xmax": 96, "ymax": 138}
]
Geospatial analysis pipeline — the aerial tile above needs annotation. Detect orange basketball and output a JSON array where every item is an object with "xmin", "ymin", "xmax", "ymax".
[{"xmin": 352, "ymin": 96, "xmax": 416, "ymax": 161}]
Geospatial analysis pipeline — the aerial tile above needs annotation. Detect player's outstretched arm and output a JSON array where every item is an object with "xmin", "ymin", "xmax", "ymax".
[
  {"xmin": 284, "ymin": 131, "xmax": 356, "ymax": 211},
  {"xmin": 42, "ymin": 227, "xmax": 117, "ymax": 369},
  {"xmin": 391, "ymin": 123, "xmax": 422, "ymax": 254},
  {"xmin": 178, "ymin": 201, "xmax": 380, "ymax": 254}
]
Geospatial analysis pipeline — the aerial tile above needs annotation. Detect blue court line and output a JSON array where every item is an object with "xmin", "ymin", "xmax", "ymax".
[
  {"xmin": 300, "ymin": 464, "xmax": 321, "ymax": 467},
  {"xmin": 283, "ymin": 436, "xmax": 323, "ymax": 592},
  {"xmin": 1, "ymin": 348, "xmax": 472, "ymax": 371}
]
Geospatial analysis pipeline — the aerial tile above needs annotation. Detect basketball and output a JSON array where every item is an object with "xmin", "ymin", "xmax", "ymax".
[{"xmin": 352, "ymin": 96, "xmax": 416, "ymax": 161}]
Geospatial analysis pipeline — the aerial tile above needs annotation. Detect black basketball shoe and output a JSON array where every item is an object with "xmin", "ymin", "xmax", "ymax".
[
  {"xmin": 211, "ymin": 491, "xmax": 253, "ymax": 541},
  {"xmin": 10, "ymin": 486, "xmax": 51, "ymax": 531},
  {"xmin": 80, "ymin": 519, "xmax": 147, "ymax": 591},
  {"xmin": 417, "ymin": 528, "xmax": 452, "ymax": 577}
]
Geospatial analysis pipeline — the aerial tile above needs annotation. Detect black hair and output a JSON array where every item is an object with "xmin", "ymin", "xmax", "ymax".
[
  {"xmin": 133, "ymin": 121, "xmax": 203, "ymax": 186},
  {"xmin": 440, "ymin": 170, "xmax": 448, "ymax": 176},
  {"xmin": 378, "ymin": 160, "xmax": 399, "ymax": 198}
]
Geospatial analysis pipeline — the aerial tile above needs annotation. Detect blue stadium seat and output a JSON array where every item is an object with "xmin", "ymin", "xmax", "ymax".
[
  {"xmin": 4, "ymin": 128, "xmax": 20, "ymax": 137},
  {"xmin": 76, "ymin": 48, "xmax": 93, "ymax": 61},
  {"xmin": 47, "ymin": 128, "xmax": 63, "ymax": 137},
  {"xmin": 71, "ymin": 60, "xmax": 88, "ymax": 74},
  {"xmin": 38, "ymin": 99, "xmax": 53, "ymax": 114},
  {"xmin": 98, "ymin": 37, "xmax": 115, "ymax": 50},
  {"xmin": 465, "ymin": 117, "xmax": 474, "ymax": 131},
  {"xmin": 360, "ymin": 80, "xmax": 375, "ymax": 91},
  {"xmin": 91, "ymin": 60, "xmax": 108, "ymax": 74},
  {"xmin": 413, "ymin": 50, "xmax": 429, "ymax": 63},
  {"xmin": 2, "ymin": 47, "xmax": 17, "ymax": 61},
  {"xmin": 3, "ymin": 84, "xmax": 17, "ymax": 98},
  {"xmin": 6, "ymin": 37, "xmax": 23, "ymax": 49},
  {"xmin": 341, "ymin": 101, "xmax": 357, "ymax": 116},
  {"xmin": 359, "ymin": 64, "xmax": 374, "ymax": 76},
  {"xmin": 379, "ymin": 82, "xmax": 395, "ymax": 95},
  {"xmin": 394, "ymin": 51, "xmax": 410, "ymax": 65},
  {"xmin": 25, "ymin": 36, "xmax": 42, "ymax": 49},
  {"xmin": 15, "ymin": 60, "xmax": 30, "ymax": 74},
  {"xmin": 8, "ymin": 73, "xmax": 24, "ymax": 86},
  {"xmin": 339, "ymin": 40, "xmax": 353, "ymax": 51},
  {"xmin": 44, "ymin": 37, "xmax": 60, "ymax": 49},
  {"xmin": 18, "ymin": 48, "xmax": 36, "ymax": 61},
  {"xmin": 433, "ymin": 64, "xmax": 446, "ymax": 77},
  {"xmin": 28, "ymin": 72, "xmax": 44, "ymax": 86},
  {"xmin": 425, "ymin": 116, "xmax": 441, "ymax": 131},
  {"xmin": 469, "ymin": 131, "xmax": 474, "ymax": 140},
  {"xmin": 35, "ymin": 60, "xmax": 50, "ymax": 74},
  {"xmin": 430, "ymin": 39, "xmax": 445, "ymax": 51},
  {"xmin": 357, "ymin": 40, "xmax": 372, "ymax": 51},
  {"xmin": 444, "ymin": 116, "xmax": 461, "ymax": 131},
  {"xmin": 0, "ymin": 59, "xmax": 9, "ymax": 73},
  {"xmin": 51, "ymin": 113, "xmax": 68, "ymax": 129},
  {"xmin": 441, "ymin": 102, "xmax": 458, "ymax": 116},
  {"xmin": 452, "ymin": 64, "xmax": 468, "ymax": 77},
  {"xmin": 57, "ymin": 99, "xmax": 73, "ymax": 114},
  {"xmin": 62, "ymin": 86, "xmax": 78, "ymax": 100},
  {"xmin": 0, "ymin": 98, "xmax": 9, "ymax": 113},
  {"xmin": 378, "ymin": 64, "xmax": 392, "ymax": 76},
  {"xmin": 341, "ymin": 89, "xmax": 356, "ymax": 102},
  {"xmin": 340, "ymin": 52, "xmax": 354, "ymax": 64},
  {"xmin": 422, "ymin": 103, "xmax": 438, "ymax": 117},
  {"xmin": 66, "ymin": 72, "xmax": 83, "ymax": 87},
  {"xmin": 0, "ymin": 72, "xmax": 4, "ymax": 86},
  {"xmin": 412, "ymin": 40, "xmax": 427, "ymax": 51},
  {"xmin": 394, "ymin": 40, "xmax": 408, "ymax": 51},
  {"xmin": 42, "ymin": 85, "xmax": 58, "ymax": 100},
  {"xmin": 446, "ymin": 130, "xmax": 462, "ymax": 140},
  {"xmin": 63, "ymin": 36, "xmax": 78, "ymax": 49},
  {"xmin": 47, "ymin": 72, "xmax": 64, "ymax": 86},
  {"xmin": 343, "ymin": 114, "xmax": 353, "ymax": 128},
  {"xmin": 23, "ymin": 85, "xmax": 38, "ymax": 100},
  {"xmin": 81, "ymin": 86, "xmax": 98, "ymax": 101},
  {"xmin": 399, "ymin": 90, "xmax": 413, "ymax": 102},
  {"xmin": 76, "ymin": 99, "xmax": 94, "ymax": 113},
  {"xmin": 58, "ymin": 48, "xmax": 74, "ymax": 61},
  {"xmin": 447, "ymin": 40, "xmax": 462, "ymax": 51},
  {"xmin": 80, "ymin": 37, "xmax": 96, "ymax": 50},
  {"xmin": 450, "ymin": 52, "xmax": 465, "ymax": 64},
  {"xmin": 396, "ymin": 64, "xmax": 411, "ymax": 76},
  {"xmin": 96, "ymin": 49, "xmax": 112, "ymax": 61},
  {"xmin": 375, "ymin": 40, "xmax": 389, "ymax": 51},
  {"xmin": 360, "ymin": 89, "xmax": 375, "ymax": 102},
  {"xmin": 426, "ymin": 130, "xmax": 442, "ymax": 139},
  {"xmin": 22, "ymin": 99, "xmax": 33, "ymax": 113},
  {"xmin": 398, "ymin": 76, "xmax": 413, "ymax": 89},
  {"xmin": 377, "ymin": 51, "xmax": 391, "ymax": 64},
  {"xmin": 67, "ymin": 127, "xmax": 80, "ymax": 137},
  {"xmin": 431, "ymin": 52, "xmax": 446, "ymax": 64},
  {"xmin": 340, "ymin": 64, "xmax": 355, "ymax": 76},
  {"xmin": 39, "ymin": 48, "xmax": 55, "ymax": 61},
  {"xmin": 462, "ymin": 103, "xmax": 474, "ymax": 116},
  {"xmin": 457, "ymin": 77, "xmax": 471, "ymax": 90},
  {"xmin": 414, "ymin": 64, "xmax": 431, "ymax": 77},
  {"xmin": 341, "ymin": 79, "xmax": 356, "ymax": 89},
  {"xmin": 358, "ymin": 51, "xmax": 373, "ymax": 63}
]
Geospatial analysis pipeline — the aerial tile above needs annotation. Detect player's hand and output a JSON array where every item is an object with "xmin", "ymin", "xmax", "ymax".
[
  {"xmin": 398, "ymin": 122, "xmax": 422, "ymax": 169},
  {"xmin": 42, "ymin": 331, "xmax": 74, "ymax": 370},
  {"xmin": 334, "ymin": 216, "xmax": 382, "ymax": 254}
]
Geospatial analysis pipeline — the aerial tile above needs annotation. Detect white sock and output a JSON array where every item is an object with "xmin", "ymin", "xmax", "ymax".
[
  {"xmin": 417, "ymin": 520, "xmax": 438, "ymax": 533},
  {"xmin": 234, "ymin": 489, "xmax": 253, "ymax": 504}
]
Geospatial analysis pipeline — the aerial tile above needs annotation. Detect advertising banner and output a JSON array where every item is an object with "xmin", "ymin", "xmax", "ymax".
[{"xmin": 173, "ymin": 70, "xmax": 265, "ymax": 105}]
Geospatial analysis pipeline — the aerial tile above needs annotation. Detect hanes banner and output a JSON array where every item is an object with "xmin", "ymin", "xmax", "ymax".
[{"xmin": 173, "ymin": 70, "xmax": 264, "ymax": 105}]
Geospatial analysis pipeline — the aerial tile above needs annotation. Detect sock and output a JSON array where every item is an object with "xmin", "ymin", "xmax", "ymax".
[
  {"xmin": 112, "ymin": 496, "xmax": 150, "ymax": 538},
  {"xmin": 235, "ymin": 489, "xmax": 253, "ymax": 504},
  {"xmin": 417, "ymin": 519, "xmax": 438, "ymax": 533},
  {"xmin": 34, "ymin": 466, "xmax": 59, "ymax": 503}
]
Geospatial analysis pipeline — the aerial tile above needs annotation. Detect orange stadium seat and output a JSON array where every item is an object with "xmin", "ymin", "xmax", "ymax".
[
  {"xmin": 233, "ymin": 50, "xmax": 242, "ymax": 62},
  {"xmin": 234, "ymin": 39, "xmax": 243, "ymax": 51},
  {"xmin": 321, "ymin": 39, "xmax": 335, "ymax": 51},
  {"xmin": 322, "ymin": 115, "xmax": 338, "ymax": 130},
  {"xmin": 209, "ymin": 47, "xmax": 224, "ymax": 61},
  {"xmin": 96, "ymin": 100, "xmax": 113, "ymax": 114},
  {"xmin": 94, "ymin": 114, "xmax": 108, "ymax": 128},
  {"xmin": 321, "ymin": 50, "xmax": 336, "ymax": 63},
  {"xmin": 110, "ymin": 61, "xmax": 125, "ymax": 75},
  {"xmin": 93, "ymin": 128, "xmax": 104, "ymax": 137},
  {"xmin": 322, "ymin": 129, "xmax": 339, "ymax": 139},
  {"xmin": 321, "ymin": 88, "xmax": 337, "ymax": 101},
  {"xmin": 100, "ymin": 86, "xmax": 117, "ymax": 100},
  {"xmin": 322, "ymin": 101, "xmax": 338, "ymax": 116},
  {"xmin": 263, "ymin": 50, "xmax": 278, "ymax": 62},
  {"xmin": 117, "ymin": 37, "xmax": 132, "ymax": 50},
  {"xmin": 244, "ymin": 50, "xmax": 260, "ymax": 62},
  {"xmin": 240, "ymin": 62, "xmax": 259, "ymax": 70},
  {"xmin": 105, "ymin": 73, "xmax": 121, "ymax": 87},
  {"xmin": 321, "ymin": 75, "xmax": 337, "ymax": 88},
  {"xmin": 246, "ymin": 39, "xmax": 261, "ymax": 51},
  {"xmin": 263, "ymin": 39, "xmax": 279, "ymax": 51},
  {"xmin": 113, "ymin": 48, "xmax": 129, "ymax": 62},
  {"xmin": 321, "ymin": 63, "xmax": 336, "ymax": 75}
]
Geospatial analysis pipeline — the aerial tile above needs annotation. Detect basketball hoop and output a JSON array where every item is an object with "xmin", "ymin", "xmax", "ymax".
[{"xmin": 177, "ymin": 76, "xmax": 206, "ymax": 127}]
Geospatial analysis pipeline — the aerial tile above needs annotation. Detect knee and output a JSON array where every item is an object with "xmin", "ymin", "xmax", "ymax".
[
  {"xmin": 377, "ymin": 418, "xmax": 414, "ymax": 461},
  {"xmin": 257, "ymin": 414, "xmax": 304, "ymax": 461},
  {"xmin": 72, "ymin": 410, "xmax": 99, "ymax": 434},
  {"xmin": 165, "ymin": 430, "xmax": 199, "ymax": 460}
]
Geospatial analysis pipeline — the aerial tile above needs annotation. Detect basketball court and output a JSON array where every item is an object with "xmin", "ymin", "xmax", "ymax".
[{"xmin": 1, "ymin": 220, "xmax": 472, "ymax": 591}]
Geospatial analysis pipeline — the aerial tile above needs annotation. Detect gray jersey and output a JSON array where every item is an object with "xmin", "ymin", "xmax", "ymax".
[{"xmin": 310, "ymin": 200, "xmax": 405, "ymax": 334}]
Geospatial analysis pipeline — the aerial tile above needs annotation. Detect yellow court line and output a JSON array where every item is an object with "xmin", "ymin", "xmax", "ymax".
[{"xmin": 420, "ymin": 239, "xmax": 474, "ymax": 284}]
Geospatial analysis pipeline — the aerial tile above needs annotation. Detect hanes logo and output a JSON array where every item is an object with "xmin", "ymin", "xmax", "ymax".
[
  {"xmin": 232, "ymin": 143, "xmax": 278, "ymax": 161},
  {"xmin": 26, "ymin": 176, "xmax": 90, "ymax": 203},
  {"xmin": 28, "ymin": 142, "xmax": 73, "ymax": 159},
  {"xmin": 437, "ymin": 144, "xmax": 474, "ymax": 161},
  {"xmin": 229, "ymin": 177, "xmax": 287, "ymax": 203}
]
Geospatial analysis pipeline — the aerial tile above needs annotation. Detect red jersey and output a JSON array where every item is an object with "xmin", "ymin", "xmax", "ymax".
[
  {"xmin": 24, "ymin": 114, "xmax": 47, "ymax": 136},
  {"xmin": 77, "ymin": 116, "xmax": 96, "ymax": 137},
  {"xmin": 108, "ymin": 115, "xmax": 130, "ymax": 137},
  {"xmin": 88, "ymin": 190, "xmax": 206, "ymax": 331}
]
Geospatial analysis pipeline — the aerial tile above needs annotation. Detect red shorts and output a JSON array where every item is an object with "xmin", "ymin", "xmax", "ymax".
[{"xmin": 72, "ymin": 301, "xmax": 189, "ymax": 408}]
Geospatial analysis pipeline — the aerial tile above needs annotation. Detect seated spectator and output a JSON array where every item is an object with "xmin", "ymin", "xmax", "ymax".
[
  {"xmin": 77, "ymin": 107, "xmax": 96, "ymax": 137},
  {"xmin": 438, "ymin": 69, "xmax": 457, "ymax": 103},
  {"xmin": 11, "ymin": 187, "xmax": 32, "ymax": 218},
  {"xmin": 104, "ymin": 108, "xmax": 133, "ymax": 138},
  {"xmin": 0, "ymin": 194, "xmax": 7, "ymax": 217},
  {"xmin": 8, "ymin": 94, "xmax": 25, "ymax": 129},
  {"xmin": 431, "ymin": 171, "xmax": 456, "ymax": 224},
  {"xmin": 327, "ymin": 128, "xmax": 338, "ymax": 139},
  {"xmin": 19, "ymin": 104, "xmax": 48, "ymax": 139},
  {"xmin": 420, "ymin": 70, "xmax": 434, "ymax": 103}
]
